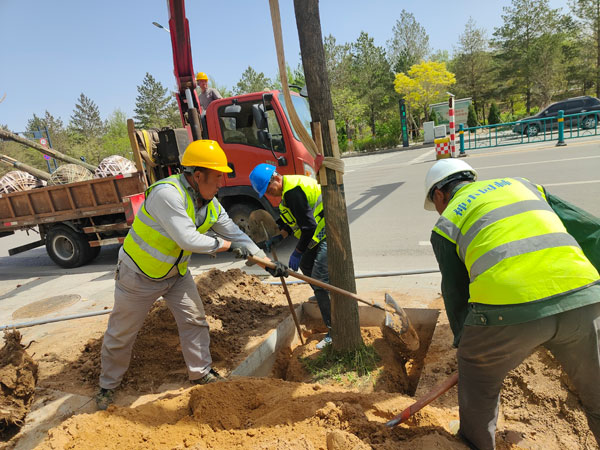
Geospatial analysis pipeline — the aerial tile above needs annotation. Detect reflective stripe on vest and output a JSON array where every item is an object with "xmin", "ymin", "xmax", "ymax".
[
  {"xmin": 123, "ymin": 174, "xmax": 220, "ymax": 279},
  {"xmin": 432, "ymin": 177, "xmax": 600, "ymax": 305},
  {"xmin": 279, "ymin": 175, "xmax": 326, "ymax": 248}
]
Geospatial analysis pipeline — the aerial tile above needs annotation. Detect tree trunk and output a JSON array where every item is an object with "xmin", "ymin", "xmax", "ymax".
[{"xmin": 293, "ymin": 0, "xmax": 362, "ymax": 352}]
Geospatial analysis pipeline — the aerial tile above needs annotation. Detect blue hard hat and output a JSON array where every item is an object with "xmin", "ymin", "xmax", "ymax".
[{"xmin": 249, "ymin": 163, "xmax": 276, "ymax": 198}]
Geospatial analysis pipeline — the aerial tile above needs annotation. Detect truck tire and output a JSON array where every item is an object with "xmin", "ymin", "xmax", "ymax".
[{"xmin": 45, "ymin": 225, "xmax": 94, "ymax": 268}]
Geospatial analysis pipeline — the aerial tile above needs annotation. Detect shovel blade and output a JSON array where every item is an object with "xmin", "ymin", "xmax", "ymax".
[
  {"xmin": 382, "ymin": 293, "xmax": 420, "ymax": 353},
  {"xmin": 248, "ymin": 209, "xmax": 279, "ymax": 242}
]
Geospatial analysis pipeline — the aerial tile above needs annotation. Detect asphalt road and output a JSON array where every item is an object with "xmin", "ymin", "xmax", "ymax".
[{"xmin": 0, "ymin": 137, "xmax": 598, "ymax": 328}]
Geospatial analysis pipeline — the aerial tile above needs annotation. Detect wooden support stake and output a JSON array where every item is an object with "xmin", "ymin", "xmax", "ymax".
[
  {"xmin": 310, "ymin": 121, "xmax": 327, "ymax": 186},
  {"xmin": 327, "ymin": 119, "xmax": 343, "ymax": 185},
  {"xmin": 127, "ymin": 119, "xmax": 149, "ymax": 189}
]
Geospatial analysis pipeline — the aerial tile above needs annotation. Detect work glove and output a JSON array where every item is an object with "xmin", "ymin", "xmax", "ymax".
[
  {"xmin": 228, "ymin": 242, "xmax": 251, "ymax": 259},
  {"xmin": 288, "ymin": 248, "xmax": 302, "ymax": 271},
  {"xmin": 266, "ymin": 261, "xmax": 289, "ymax": 278}
]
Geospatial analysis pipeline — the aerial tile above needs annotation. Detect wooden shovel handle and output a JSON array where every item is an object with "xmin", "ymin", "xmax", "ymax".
[
  {"xmin": 385, "ymin": 372, "xmax": 459, "ymax": 427},
  {"xmin": 247, "ymin": 255, "xmax": 397, "ymax": 316}
]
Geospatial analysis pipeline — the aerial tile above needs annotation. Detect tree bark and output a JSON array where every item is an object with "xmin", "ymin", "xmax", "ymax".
[{"xmin": 293, "ymin": 0, "xmax": 362, "ymax": 351}]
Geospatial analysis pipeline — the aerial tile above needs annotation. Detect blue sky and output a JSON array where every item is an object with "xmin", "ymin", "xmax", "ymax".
[{"xmin": 1, "ymin": 0, "xmax": 570, "ymax": 132}]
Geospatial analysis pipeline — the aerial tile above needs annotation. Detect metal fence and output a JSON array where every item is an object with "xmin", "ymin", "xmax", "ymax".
[{"xmin": 459, "ymin": 110, "xmax": 599, "ymax": 152}]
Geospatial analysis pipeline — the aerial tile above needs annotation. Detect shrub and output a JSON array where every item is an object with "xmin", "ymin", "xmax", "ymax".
[
  {"xmin": 467, "ymin": 104, "xmax": 478, "ymax": 128},
  {"xmin": 488, "ymin": 102, "xmax": 501, "ymax": 125}
]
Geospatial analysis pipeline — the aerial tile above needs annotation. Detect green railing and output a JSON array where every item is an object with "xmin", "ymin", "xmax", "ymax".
[{"xmin": 458, "ymin": 110, "xmax": 599, "ymax": 152}]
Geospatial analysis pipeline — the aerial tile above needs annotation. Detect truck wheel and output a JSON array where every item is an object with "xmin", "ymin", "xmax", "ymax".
[
  {"xmin": 86, "ymin": 245, "xmax": 101, "ymax": 263},
  {"xmin": 228, "ymin": 203, "xmax": 260, "ymax": 240},
  {"xmin": 45, "ymin": 225, "xmax": 93, "ymax": 268}
]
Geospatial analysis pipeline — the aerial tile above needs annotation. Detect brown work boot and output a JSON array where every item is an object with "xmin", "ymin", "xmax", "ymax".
[
  {"xmin": 95, "ymin": 388, "xmax": 114, "ymax": 410},
  {"xmin": 191, "ymin": 368, "xmax": 224, "ymax": 385}
]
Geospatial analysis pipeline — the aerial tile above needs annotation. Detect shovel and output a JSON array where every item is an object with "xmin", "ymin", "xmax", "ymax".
[
  {"xmin": 385, "ymin": 372, "xmax": 459, "ymax": 427},
  {"xmin": 246, "ymin": 255, "xmax": 420, "ymax": 353},
  {"xmin": 261, "ymin": 223, "xmax": 305, "ymax": 345}
]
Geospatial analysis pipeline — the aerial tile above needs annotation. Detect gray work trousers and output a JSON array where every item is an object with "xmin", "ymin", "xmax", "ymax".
[
  {"xmin": 457, "ymin": 302, "xmax": 600, "ymax": 450},
  {"xmin": 99, "ymin": 262, "xmax": 212, "ymax": 389}
]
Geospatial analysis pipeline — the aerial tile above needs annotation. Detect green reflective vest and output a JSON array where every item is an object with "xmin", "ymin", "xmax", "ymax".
[
  {"xmin": 123, "ymin": 174, "xmax": 220, "ymax": 279},
  {"xmin": 279, "ymin": 175, "xmax": 326, "ymax": 248},
  {"xmin": 433, "ymin": 177, "xmax": 600, "ymax": 305}
]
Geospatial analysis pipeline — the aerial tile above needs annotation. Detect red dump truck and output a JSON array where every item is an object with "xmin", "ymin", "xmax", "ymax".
[{"xmin": 0, "ymin": 0, "xmax": 316, "ymax": 268}]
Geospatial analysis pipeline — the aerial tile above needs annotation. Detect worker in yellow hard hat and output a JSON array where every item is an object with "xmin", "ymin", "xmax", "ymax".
[
  {"xmin": 196, "ymin": 72, "xmax": 222, "ymax": 111},
  {"xmin": 96, "ymin": 140, "xmax": 273, "ymax": 410}
]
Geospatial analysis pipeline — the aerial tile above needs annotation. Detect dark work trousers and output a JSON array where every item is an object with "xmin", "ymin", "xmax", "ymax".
[
  {"xmin": 299, "ymin": 240, "xmax": 331, "ymax": 328},
  {"xmin": 457, "ymin": 302, "xmax": 600, "ymax": 450}
]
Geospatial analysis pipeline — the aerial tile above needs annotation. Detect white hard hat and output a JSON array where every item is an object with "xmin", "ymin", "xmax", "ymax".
[{"xmin": 424, "ymin": 159, "xmax": 477, "ymax": 210}]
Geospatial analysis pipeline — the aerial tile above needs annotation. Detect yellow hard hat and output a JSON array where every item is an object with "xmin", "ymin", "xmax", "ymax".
[
  {"xmin": 196, "ymin": 72, "xmax": 208, "ymax": 81},
  {"xmin": 181, "ymin": 140, "xmax": 232, "ymax": 173}
]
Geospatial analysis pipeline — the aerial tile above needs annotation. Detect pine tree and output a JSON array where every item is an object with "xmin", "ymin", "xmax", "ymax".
[
  {"xmin": 134, "ymin": 73, "xmax": 180, "ymax": 129},
  {"xmin": 487, "ymin": 102, "xmax": 501, "ymax": 125},
  {"xmin": 69, "ymin": 93, "xmax": 104, "ymax": 140},
  {"xmin": 386, "ymin": 10, "xmax": 430, "ymax": 73},
  {"xmin": 467, "ymin": 104, "xmax": 479, "ymax": 128}
]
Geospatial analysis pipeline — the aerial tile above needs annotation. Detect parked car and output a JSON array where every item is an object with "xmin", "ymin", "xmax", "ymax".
[{"xmin": 512, "ymin": 96, "xmax": 600, "ymax": 136}]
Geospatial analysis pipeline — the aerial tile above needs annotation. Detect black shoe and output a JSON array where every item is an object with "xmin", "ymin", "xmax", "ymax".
[
  {"xmin": 95, "ymin": 388, "xmax": 114, "ymax": 410},
  {"xmin": 192, "ymin": 368, "xmax": 224, "ymax": 385}
]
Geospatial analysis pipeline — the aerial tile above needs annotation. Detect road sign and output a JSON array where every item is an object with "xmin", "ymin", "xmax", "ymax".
[
  {"xmin": 39, "ymin": 138, "xmax": 48, "ymax": 147},
  {"xmin": 43, "ymin": 154, "xmax": 51, "ymax": 161}
]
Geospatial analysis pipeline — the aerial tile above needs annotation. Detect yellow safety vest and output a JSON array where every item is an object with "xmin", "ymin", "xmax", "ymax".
[
  {"xmin": 123, "ymin": 174, "xmax": 220, "ymax": 279},
  {"xmin": 279, "ymin": 175, "xmax": 326, "ymax": 248},
  {"xmin": 433, "ymin": 177, "xmax": 599, "ymax": 305}
]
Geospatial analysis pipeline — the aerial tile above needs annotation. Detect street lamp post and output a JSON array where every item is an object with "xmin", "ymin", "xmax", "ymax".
[{"xmin": 152, "ymin": 21, "xmax": 170, "ymax": 33}]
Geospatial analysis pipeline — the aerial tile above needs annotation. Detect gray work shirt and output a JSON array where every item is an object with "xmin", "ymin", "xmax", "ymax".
[
  {"xmin": 119, "ymin": 174, "xmax": 261, "ymax": 278},
  {"xmin": 198, "ymin": 87, "xmax": 222, "ymax": 111}
]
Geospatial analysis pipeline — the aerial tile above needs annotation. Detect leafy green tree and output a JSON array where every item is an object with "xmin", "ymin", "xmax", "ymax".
[
  {"xmin": 234, "ymin": 66, "xmax": 273, "ymax": 95},
  {"xmin": 386, "ymin": 10, "xmax": 430, "ymax": 73},
  {"xmin": 487, "ymin": 102, "xmax": 501, "ymax": 124},
  {"xmin": 351, "ymin": 32, "xmax": 394, "ymax": 135},
  {"xmin": 134, "ymin": 73, "xmax": 180, "ymax": 129},
  {"xmin": 26, "ymin": 110, "xmax": 71, "ymax": 157},
  {"xmin": 273, "ymin": 63, "xmax": 306, "ymax": 91},
  {"xmin": 102, "ymin": 109, "xmax": 131, "ymax": 158},
  {"xmin": 394, "ymin": 61, "xmax": 456, "ymax": 123},
  {"xmin": 452, "ymin": 18, "xmax": 492, "ymax": 122},
  {"xmin": 69, "ymin": 93, "xmax": 104, "ymax": 141},
  {"xmin": 467, "ymin": 103, "xmax": 479, "ymax": 127},
  {"xmin": 492, "ymin": 0, "xmax": 565, "ymax": 113},
  {"xmin": 569, "ymin": 0, "xmax": 600, "ymax": 96}
]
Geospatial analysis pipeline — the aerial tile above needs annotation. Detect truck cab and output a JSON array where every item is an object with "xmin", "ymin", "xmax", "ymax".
[{"xmin": 204, "ymin": 90, "xmax": 316, "ymax": 235}]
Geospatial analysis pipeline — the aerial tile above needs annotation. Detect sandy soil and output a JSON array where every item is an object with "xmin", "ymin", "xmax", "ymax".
[{"xmin": 1, "ymin": 269, "xmax": 598, "ymax": 449}]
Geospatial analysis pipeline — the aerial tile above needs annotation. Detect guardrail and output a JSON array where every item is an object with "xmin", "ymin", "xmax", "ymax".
[{"xmin": 458, "ymin": 110, "xmax": 599, "ymax": 152}]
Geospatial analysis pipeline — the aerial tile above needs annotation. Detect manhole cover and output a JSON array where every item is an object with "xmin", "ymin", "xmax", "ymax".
[{"xmin": 12, "ymin": 294, "xmax": 81, "ymax": 320}]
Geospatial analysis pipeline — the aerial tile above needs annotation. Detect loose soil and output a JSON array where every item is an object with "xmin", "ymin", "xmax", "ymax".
[
  {"xmin": 1, "ymin": 270, "xmax": 598, "ymax": 449},
  {"xmin": 0, "ymin": 331, "xmax": 38, "ymax": 441}
]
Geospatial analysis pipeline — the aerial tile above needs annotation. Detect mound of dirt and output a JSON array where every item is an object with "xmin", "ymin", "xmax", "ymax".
[
  {"xmin": 0, "ymin": 330, "xmax": 38, "ymax": 440},
  {"xmin": 40, "ymin": 269, "xmax": 303, "ymax": 396},
  {"xmin": 37, "ymin": 378, "xmax": 465, "ymax": 450}
]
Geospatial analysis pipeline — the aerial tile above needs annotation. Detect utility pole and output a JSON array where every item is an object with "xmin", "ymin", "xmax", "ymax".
[{"xmin": 293, "ymin": 0, "xmax": 362, "ymax": 351}]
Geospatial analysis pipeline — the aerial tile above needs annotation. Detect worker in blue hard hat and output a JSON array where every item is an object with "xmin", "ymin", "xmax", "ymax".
[{"xmin": 250, "ymin": 163, "xmax": 332, "ymax": 350}]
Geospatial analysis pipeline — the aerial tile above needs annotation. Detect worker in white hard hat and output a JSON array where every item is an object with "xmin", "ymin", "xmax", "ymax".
[
  {"xmin": 424, "ymin": 158, "xmax": 600, "ymax": 449},
  {"xmin": 196, "ymin": 72, "xmax": 222, "ymax": 112},
  {"xmin": 96, "ymin": 140, "xmax": 277, "ymax": 410}
]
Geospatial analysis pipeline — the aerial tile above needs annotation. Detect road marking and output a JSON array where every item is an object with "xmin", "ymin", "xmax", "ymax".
[
  {"xmin": 543, "ymin": 180, "xmax": 600, "ymax": 187},
  {"xmin": 418, "ymin": 241, "xmax": 431, "ymax": 246},
  {"xmin": 476, "ymin": 155, "xmax": 600, "ymax": 170}
]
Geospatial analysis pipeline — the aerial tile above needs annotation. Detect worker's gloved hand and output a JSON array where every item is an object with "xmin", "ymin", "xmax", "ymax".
[
  {"xmin": 288, "ymin": 249, "xmax": 302, "ymax": 271},
  {"xmin": 228, "ymin": 242, "xmax": 251, "ymax": 259},
  {"xmin": 266, "ymin": 261, "xmax": 289, "ymax": 278},
  {"xmin": 265, "ymin": 234, "xmax": 284, "ymax": 252}
]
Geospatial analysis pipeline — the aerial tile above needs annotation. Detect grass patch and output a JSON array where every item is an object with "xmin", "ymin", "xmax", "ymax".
[{"xmin": 301, "ymin": 344, "xmax": 380, "ymax": 383}]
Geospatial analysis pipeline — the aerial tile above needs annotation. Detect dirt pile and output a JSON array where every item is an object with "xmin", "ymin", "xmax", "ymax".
[
  {"xmin": 37, "ymin": 378, "xmax": 464, "ymax": 450},
  {"xmin": 40, "ymin": 268, "xmax": 302, "ymax": 396},
  {"xmin": 0, "ymin": 330, "xmax": 38, "ymax": 440}
]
